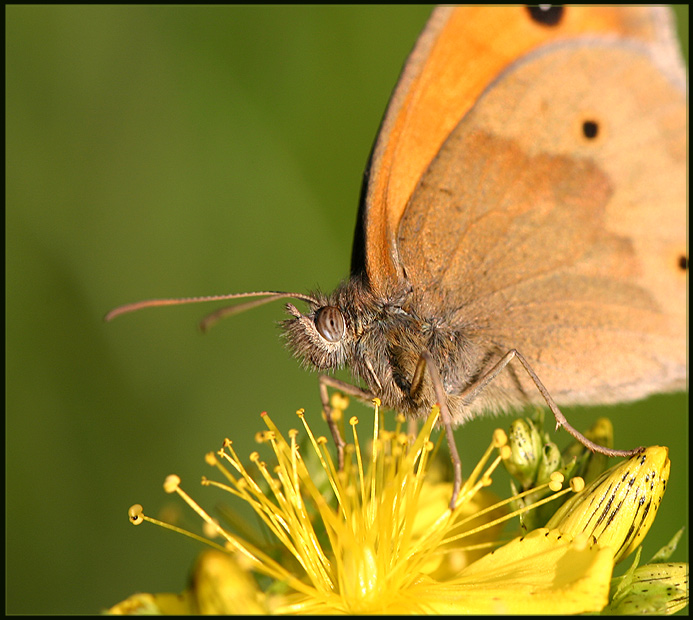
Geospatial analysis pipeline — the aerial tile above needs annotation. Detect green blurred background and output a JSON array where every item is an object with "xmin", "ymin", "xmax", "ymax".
[{"xmin": 6, "ymin": 6, "xmax": 688, "ymax": 614}]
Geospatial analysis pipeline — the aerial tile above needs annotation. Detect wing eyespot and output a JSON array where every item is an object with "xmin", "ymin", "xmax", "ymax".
[
  {"xmin": 582, "ymin": 120, "xmax": 599, "ymax": 140},
  {"xmin": 678, "ymin": 254, "xmax": 688, "ymax": 271},
  {"xmin": 526, "ymin": 6, "xmax": 565, "ymax": 27}
]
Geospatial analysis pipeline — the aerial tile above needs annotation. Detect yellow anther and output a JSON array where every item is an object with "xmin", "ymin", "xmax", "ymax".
[
  {"xmin": 163, "ymin": 474, "xmax": 181, "ymax": 493},
  {"xmin": 493, "ymin": 428, "xmax": 508, "ymax": 448},
  {"xmin": 570, "ymin": 477, "xmax": 585, "ymax": 493},
  {"xmin": 549, "ymin": 471, "xmax": 564, "ymax": 492},
  {"xmin": 331, "ymin": 393, "xmax": 350, "ymax": 410},
  {"xmin": 128, "ymin": 504, "xmax": 144, "ymax": 525}
]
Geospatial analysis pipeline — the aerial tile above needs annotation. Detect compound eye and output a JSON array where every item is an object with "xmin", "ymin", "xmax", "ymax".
[{"xmin": 315, "ymin": 306, "xmax": 345, "ymax": 343}]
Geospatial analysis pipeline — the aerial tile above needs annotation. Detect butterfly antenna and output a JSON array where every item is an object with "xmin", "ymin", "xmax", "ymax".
[
  {"xmin": 104, "ymin": 291, "xmax": 319, "ymax": 328},
  {"xmin": 198, "ymin": 294, "xmax": 307, "ymax": 332}
]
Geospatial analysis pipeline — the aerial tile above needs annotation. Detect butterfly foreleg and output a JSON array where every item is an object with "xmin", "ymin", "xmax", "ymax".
[{"xmin": 318, "ymin": 374, "xmax": 375, "ymax": 471}]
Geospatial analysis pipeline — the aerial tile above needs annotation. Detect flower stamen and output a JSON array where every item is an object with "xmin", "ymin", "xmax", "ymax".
[{"xmin": 117, "ymin": 405, "xmax": 683, "ymax": 616}]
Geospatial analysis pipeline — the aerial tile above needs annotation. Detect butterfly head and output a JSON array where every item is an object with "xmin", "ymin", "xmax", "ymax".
[
  {"xmin": 281, "ymin": 275, "xmax": 383, "ymax": 373},
  {"xmin": 282, "ymin": 296, "xmax": 351, "ymax": 372}
]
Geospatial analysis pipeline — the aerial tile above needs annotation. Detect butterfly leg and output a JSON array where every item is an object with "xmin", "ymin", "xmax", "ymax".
[
  {"xmin": 459, "ymin": 349, "xmax": 644, "ymax": 458},
  {"xmin": 318, "ymin": 374, "xmax": 375, "ymax": 471},
  {"xmin": 415, "ymin": 351, "xmax": 463, "ymax": 510}
]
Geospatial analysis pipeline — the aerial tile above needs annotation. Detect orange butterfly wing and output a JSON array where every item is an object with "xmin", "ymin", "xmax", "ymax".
[
  {"xmin": 354, "ymin": 6, "xmax": 686, "ymax": 409},
  {"xmin": 357, "ymin": 6, "xmax": 684, "ymax": 294}
]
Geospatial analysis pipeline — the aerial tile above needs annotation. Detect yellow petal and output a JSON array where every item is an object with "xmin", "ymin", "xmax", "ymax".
[
  {"xmin": 191, "ymin": 550, "xmax": 269, "ymax": 615},
  {"xmin": 106, "ymin": 551, "xmax": 271, "ymax": 615},
  {"xmin": 410, "ymin": 481, "xmax": 506, "ymax": 576},
  {"xmin": 405, "ymin": 528, "xmax": 614, "ymax": 614},
  {"xmin": 106, "ymin": 591, "xmax": 194, "ymax": 615}
]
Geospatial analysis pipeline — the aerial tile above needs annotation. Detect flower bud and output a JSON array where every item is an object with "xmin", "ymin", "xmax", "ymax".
[{"xmin": 547, "ymin": 447, "xmax": 669, "ymax": 563}]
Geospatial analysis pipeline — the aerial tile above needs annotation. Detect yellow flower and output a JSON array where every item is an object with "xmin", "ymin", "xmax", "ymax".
[{"xmin": 108, "ymin": 401, "xmax": 685, "ymax": 615}]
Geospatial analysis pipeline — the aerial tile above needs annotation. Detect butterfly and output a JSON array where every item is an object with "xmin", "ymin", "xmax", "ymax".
[{"xmin": 107, "ymin": 6, "xmax": 687, "ymax": 507}]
